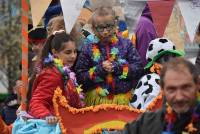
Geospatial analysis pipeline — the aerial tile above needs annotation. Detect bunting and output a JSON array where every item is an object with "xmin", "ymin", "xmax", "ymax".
[
  {"xmin": 123, "ymin": 0, "xmax": 147, "ymax": 34},
  {"xmin": 148, "ymin": 0, "xmax": 175, "ymax": 37},
  {"xmin": 60, "ymin": 0, "xmax": 86, "ymax": 33},
  {"xmin": 178, "ymin": 0, "xmax": 200, "ymax": 42},
  {"xmin": 30, "ymin": 0, "xmax": 52, "ymax": 28},
  {"xmin": 164, "ymin": 2, "xmax": 187, "ymax": 50}
]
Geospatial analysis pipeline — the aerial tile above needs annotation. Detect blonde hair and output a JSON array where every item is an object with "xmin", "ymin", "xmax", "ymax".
[
  {"xmin": 91, "ymin": 6, "xmax": 116, "ymax": 27},
  {"xmin": 47, "ymin": 16, "xmax": 65, "ymax": 37}
]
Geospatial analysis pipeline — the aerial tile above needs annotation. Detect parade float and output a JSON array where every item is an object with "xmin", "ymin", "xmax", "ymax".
[
  {"xmin": 0, "ymin": 86, "xmax": 162, "ymax": 134},
  {"xmin": 52, "ymin": 87, "xmax": 162, "ymax": 134},
  {"xmin": 12, "ymin": 0, "xmax": 198, "ymax": 133}
]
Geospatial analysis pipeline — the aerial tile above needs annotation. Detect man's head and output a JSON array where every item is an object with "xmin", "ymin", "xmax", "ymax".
[
  {"xmin": 160, "ymin": 58, "xmax": 200, "ymax": 114},
  {"xmin": 91, "ymin": 6, "xmax": 117, "ymax": 43}
]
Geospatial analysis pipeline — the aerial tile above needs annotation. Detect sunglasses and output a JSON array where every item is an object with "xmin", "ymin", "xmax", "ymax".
[{"xmin": 94, "ymin": 23, "xmax": 115, "ymax": 32}]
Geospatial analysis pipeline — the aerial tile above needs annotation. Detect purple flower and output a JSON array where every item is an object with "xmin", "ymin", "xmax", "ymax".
[{"xmin": 44, "ymin": 53, "xmax": 54, "ymax": 64}]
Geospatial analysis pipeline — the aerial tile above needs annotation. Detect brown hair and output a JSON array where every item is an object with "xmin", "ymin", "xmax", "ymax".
[
  {"xmin": 41, "ymin": 32, "xmax": 74, "ymax": 67},
  {"xmin": 160, "ymin": 57, "xmax": 199, "ymax": 88},
  {"xmin": 47, "ymin": 16, "xmax": 65, "ymax": 36}
]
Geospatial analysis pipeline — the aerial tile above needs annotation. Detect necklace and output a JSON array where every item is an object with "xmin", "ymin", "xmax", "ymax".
[
  {"xmin": 163, "ymin": 102, "xmax": 200, "ymax": 134},
  {"xmin": 53, "ymin": 58, "xmax": 77, "ymax": 86},
  {"xmin": 91, "ymin": 35, "xmax": 129, "ymax": 98},
  {"xmin": 150, "ymin": 63, "xmax": 162, "ymax": 75},
  {"xmin": 44, "ymin": 53, "xmax": 85, "ymax": 107}
]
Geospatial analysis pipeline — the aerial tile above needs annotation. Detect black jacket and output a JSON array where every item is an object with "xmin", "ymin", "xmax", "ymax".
[{"xmin": 110, "ymin": 107, "xmax": 200, "ymax": 134}]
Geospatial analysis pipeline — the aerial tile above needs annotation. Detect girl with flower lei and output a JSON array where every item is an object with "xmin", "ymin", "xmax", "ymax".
[
  {"xmin": 27, "ymin": 31, "xmax": 84, "ymax": 124},
  {"xmin": 12, "ymin": 31, "xmax": 84, "ymax": 134}
]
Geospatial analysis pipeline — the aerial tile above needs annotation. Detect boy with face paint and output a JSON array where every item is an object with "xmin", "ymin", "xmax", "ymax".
[{"xmin": 75, "ymin": 6, "xmax": 143, "ymax": 106}]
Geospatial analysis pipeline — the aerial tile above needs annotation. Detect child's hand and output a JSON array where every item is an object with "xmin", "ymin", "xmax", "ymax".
[
  {"xmin": 102, "ymin": 60, "xmax": 113, "ymax": 73},
  {"xmin": 45, "ymin": 116, "xmax": 58, "ymax": 124},
  {"xmin": 14, "ymin": 80, "xmax": 26, "ymax": 94}
]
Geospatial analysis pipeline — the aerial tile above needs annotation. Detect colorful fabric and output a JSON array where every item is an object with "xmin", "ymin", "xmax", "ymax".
[
  {"xmin": 84, "ymin": 89, "xmax": 132, "ymax": 106},
  {"xmin": 12, "ymin": 117, "xmax": 61, "ymax": 134},
  {"xmin": 88, "ymin": 67, "xmax": 104, "ymax": 82},
  {"xmin": 75, "ymin": 36, "xmax": 143, "ymax": 98}
]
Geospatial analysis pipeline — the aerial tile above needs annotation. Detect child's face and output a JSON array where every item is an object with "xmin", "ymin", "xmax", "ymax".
[
  {"xmin": 93, "ymin": 15, "xmax": 117, "ymax": 42},
  {"xmin": 56, "ymin": 41, "xmax": 77, "ymax": 67}
]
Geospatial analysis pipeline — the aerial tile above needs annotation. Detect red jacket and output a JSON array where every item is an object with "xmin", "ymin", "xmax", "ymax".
[
  {"xmin": 29, "ymin": 66, "xmax": 64, "ymax": 118},
  {"xmin": 29, "ymin": 66, "xmax": 82, "ymax": 119}
]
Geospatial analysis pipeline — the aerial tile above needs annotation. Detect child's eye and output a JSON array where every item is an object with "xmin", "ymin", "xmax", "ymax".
[{"xmin": 64, "ymin": 50, "xmax": 72, "ymax": 54}]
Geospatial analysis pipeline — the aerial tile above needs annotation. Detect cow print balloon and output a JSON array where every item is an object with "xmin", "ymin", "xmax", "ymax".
[{"xmin": 129, "ymin": 73, "xmax": 161, "ymax": 110}]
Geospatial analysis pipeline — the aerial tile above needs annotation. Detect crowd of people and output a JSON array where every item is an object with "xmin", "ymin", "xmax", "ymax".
[{"xmin": 0, "ymin": 0, "xmax": 200, "ymax": 133}]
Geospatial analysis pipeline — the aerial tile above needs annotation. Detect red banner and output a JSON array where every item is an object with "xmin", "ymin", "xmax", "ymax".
[{"xmin": 148, "ymin": 0, "xmax": 176, "ymax": 37}]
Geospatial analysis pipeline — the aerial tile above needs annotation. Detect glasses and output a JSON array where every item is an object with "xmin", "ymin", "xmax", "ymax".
[{"xmin": 94, "ymin": 23, "xmax": 115, "ymax": 32}]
